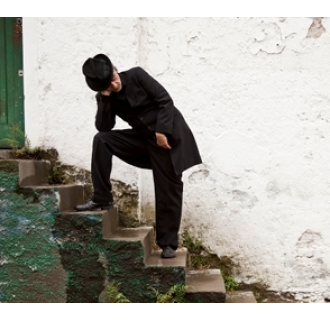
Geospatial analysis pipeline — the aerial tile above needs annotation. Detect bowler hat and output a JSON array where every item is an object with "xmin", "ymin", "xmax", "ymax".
[{"xmin": 82, "ymin": 54, "xmax": 113, "ymax": 92}]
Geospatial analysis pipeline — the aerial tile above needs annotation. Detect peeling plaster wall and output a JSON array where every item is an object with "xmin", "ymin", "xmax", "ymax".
[{"xmin": 23, "ymin": 17, "xmax": 330, "ymax": 301}]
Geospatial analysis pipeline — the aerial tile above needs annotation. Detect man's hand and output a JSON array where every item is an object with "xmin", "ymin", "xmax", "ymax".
[
  {"xmin": 155, "ymin": 132, "xmax": 171, "ymax": 149},
  {"xmin": 100, "ymin": 71, "xmax": 122, "ymax": 96},
  {"xmin": 101, "ymin": 89, "xmax": 112, "ymax": 96}
]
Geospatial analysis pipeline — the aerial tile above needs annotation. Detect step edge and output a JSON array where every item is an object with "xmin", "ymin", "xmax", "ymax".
[{"xmin": 185, "ymin": 271, "xmax": 226, "ymax": 293}]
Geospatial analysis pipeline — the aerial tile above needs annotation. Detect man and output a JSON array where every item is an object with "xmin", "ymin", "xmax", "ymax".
[{"xmin": 75, "ymin": 53, "xmax": 202, "ymax": 259}]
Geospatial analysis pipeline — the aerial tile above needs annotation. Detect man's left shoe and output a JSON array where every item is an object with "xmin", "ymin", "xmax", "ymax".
[
  {"xmin": 74, "ymin": 200, "xmax": 113, "ymax": 211},
  {"xmin": 161, "ymin": 246, "xmax": 176, "ymax": 259}
]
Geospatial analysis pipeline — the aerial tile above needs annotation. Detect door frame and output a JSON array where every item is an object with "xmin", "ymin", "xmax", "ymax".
[{"xmin": 22, "ymin": 18, "xmax": 40, "ymax": 147}]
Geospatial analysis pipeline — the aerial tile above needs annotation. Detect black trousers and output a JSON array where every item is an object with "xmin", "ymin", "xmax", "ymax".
[{"xmin": 91, "ymin": 129, "xmax": 183, "ymax": 250}]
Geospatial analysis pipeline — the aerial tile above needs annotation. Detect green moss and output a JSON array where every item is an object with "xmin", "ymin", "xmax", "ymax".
[
  {"xmin": 0, "ymin": 160, "xmax": 19, "ymax": 173},
  {"xmin": 102, "ymin": 239, "xmax": 185, "ymax": 303},
  {"xmin": 0, "ymin": 171, "xmax": 19, "ymax": 192},
  {"xmin": 0, "ymin": 187, "xmax": 65, "ymax": 302},
  {"xmin": 52, "ymin": 213, "xmax": 106, "ymax": 303}
]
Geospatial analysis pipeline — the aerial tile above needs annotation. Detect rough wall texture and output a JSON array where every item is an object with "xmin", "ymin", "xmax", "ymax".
[{"xmin": 22, "ymin": 17, "xmax": 330, "ymax": 301}]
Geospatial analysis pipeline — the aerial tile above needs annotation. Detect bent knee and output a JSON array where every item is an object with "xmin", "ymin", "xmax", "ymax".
[{"xmin": 93, "ymin": 131, "xmax": 115, "ymax": 141}]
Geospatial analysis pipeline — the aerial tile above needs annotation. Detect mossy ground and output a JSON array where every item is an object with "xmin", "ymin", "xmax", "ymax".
[{"xmin": 0, "ymin": 162, "xmax": 66, "ymax": 302}]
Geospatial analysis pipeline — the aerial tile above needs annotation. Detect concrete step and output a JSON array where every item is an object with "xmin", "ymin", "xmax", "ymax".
[
  {"xmin": 18, "ymin": 159, "xmax": 50, "ymax": 187},
  {"xmin": 101, "ymin": 213, "xmax": 187, "ymax": 268},
  {"xmin": 0, "ymin": 159, "xmax": 50, "ymax": 186},
  {"xmin": 145, "ymin": 248, "xmax": 187, "ymax": 267},
  {"xmin": 63, "ymin": 207, "xmax": 188, "ymax": 268},
  {"xmin": 185, "ymin": 269, "xmax": 226, "ymax": 303},
  {"xmin": 105, "ymin": 225, "xmax": 188, "ymax": 268},
  {"xmin": 60, "ymin": 207, "xmax": 118, "ymax": 238},
  {"xmin": 1, "ymin": 159, "xmax": 84, "ymax": 211},
  {"xmin": 102, "ymin": 208, "xmax": 119, "ymax": 237},
  {"xmin": 108, "ymin": 226, "xmax": 154, "ymax": 261},
  {"xmin": 55, "ymin": 208, "xmax": 225, "ymax": 302},
  {"xmin": 21, "ymin": 184, "xmax": 84, "ymax": 212},
  {"xmin": 226, "ymin": 291, "xmax": 257, "ymax": 303}
]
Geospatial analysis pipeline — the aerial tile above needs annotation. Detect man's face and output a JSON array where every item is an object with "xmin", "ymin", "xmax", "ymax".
[{"xmin": 108, "ymin": 71, "xmax": 122, "ymax": 92}]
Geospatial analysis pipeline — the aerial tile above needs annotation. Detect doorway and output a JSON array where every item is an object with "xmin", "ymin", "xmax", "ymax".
[{"xmin": 0, "ymin": 17, "xmax": 24, "ymax": 148}]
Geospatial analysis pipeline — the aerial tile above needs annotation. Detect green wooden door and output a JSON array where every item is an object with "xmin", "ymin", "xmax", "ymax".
[{"xmin": 0, "ymin": 17, "xmax": 24, "ymax": 148}]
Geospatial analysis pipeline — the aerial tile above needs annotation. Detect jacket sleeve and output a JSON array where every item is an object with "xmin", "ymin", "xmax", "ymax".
[
  {"xmin": 94, "ymin": 92, "xmax": 116, "ymax": 131},
  {"xmin": 135, "ymin": 67, "xmax": 174, "ymax": 135}
]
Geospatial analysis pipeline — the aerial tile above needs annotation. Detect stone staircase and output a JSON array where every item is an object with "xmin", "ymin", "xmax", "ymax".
[{"xmin": 0, "ymin": 155, "xmax": 256, "ymax": 303}]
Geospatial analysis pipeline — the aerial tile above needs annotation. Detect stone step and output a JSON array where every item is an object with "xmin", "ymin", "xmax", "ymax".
[
  {"xmin": 102, "ymin": 208, "xmax": 119, "ymax": 237},
  {"xmin": 226, "ymin": 291, "xmax": 257, "ymax": 303},
  {"xmin": 61, "ymin": 209, "xmax": 187, "ymax": 267},
  {"xmin": 18, "ymin": 159, "xmax": 50, "ymax": 187},
  {"xmin": 1, "ymin": 158, "xmax": 230, "ymax": 302},
  {"xmin": 21, "ymin": 184, "xmax": 84, "ymax": 212},
  {"xmin": 145, "ymin": 248, "xmax": 187, "ymax": 267},
  {"xmin": 55, "ymin": 208, "xmax": 225, "ymax": 302},
  {"xmin": 106, "ymin": 225, "xmax": 188, "ymax": 268},
  {"xmin": 0, "ymin": 159, "xmax": 50, "ymax": 186},
  {"xmin": 59, "ymin": 208, "xmax": 118, "ymax": 238},
  {"xmin": 107, "ymin": 226, "xmax": 154, "ymax": 261},
  {"xmin": 1, "ymin": 159, "xmax": 83, "ymax": 212},
  {"xmin": 185, "ymin": 269, "xmax": 226, "ymax": 302}
]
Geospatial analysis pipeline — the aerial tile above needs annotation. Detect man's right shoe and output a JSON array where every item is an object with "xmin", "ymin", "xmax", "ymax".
[
  {"xmin": 74, "ymin": 200, "xmax": 113, "ymax": 211},
  {"xmin": 161, "ymin": 246, "xmax": 176, "ymax": 259}
]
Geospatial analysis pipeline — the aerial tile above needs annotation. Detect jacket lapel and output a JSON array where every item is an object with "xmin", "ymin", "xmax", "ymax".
[{"xmin": 122, "ymin": 72, "xmax": 138, "ymax": 108}]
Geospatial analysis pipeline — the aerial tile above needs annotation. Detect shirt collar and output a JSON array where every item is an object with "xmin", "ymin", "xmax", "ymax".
[{"xmin": 119, "ymin": 72, "xmax": 127, "ymax": 89}]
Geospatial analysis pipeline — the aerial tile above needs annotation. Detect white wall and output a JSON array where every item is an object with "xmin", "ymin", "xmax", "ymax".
[{"xmin": 23, "ymin": 17, "xmax": 330, "ymax": 302}]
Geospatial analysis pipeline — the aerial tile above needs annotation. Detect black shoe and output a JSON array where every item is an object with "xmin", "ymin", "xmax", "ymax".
[
  {"xmin": 74, "ymin": 200, "xmax": 113, "ymax": 211},
  {"xmin": 161, "ymin": 246, "xmax": 176, "ymax": 259}
]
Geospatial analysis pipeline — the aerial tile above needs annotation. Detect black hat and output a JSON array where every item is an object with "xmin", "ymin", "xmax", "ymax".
[{"xmin": 82, "ymin": 54, "xmax": 113, "ymax": 92}]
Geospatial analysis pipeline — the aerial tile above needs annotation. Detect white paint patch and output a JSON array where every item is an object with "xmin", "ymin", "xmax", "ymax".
[{"xmin": 212, "ymin": 131, "xmax": 269, "ymax": 177}]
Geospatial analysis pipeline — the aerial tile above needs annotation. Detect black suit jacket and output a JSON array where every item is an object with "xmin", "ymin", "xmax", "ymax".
[{"xmin": 94, "ymin": 66, "xmax": 202, "ymax": 175}]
